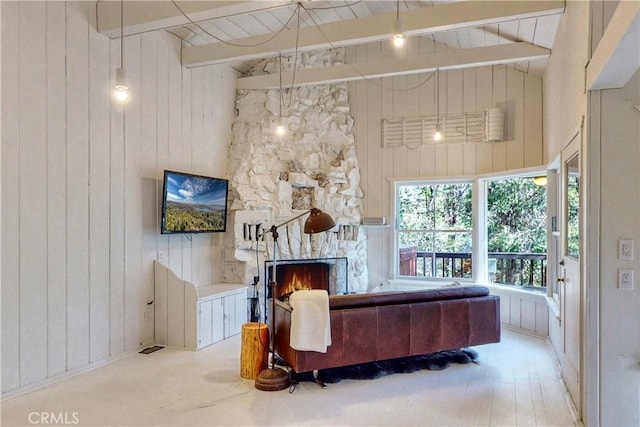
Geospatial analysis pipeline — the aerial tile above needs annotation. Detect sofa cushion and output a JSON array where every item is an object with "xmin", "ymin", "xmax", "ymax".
[{"xmin": 328, "ymin": 285, "xmax": 490, "ymax": 310}]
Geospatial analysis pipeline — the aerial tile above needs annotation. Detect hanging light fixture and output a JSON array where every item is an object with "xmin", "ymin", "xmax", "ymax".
[
  {"xmin": 392, "ymin": 0, "xmax": 405, "ymax": 48},
  {"xmin": 433, "ymin": 68, "xmax": 443, "ymax": 141},
  {"xmin": 275, "ymin": 53, "xmax": 286, "ymax": 137},
  {"xmin": 114, "ymin": 68, "xmax": 128, "ymax": 102},
  {"xmin": 114, "ymin": 0, "xmax": 129, "ymax": 103}
]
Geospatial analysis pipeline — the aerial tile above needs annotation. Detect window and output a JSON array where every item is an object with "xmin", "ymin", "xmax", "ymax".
[
  {"xmin": 394, "ymin": 173, "xmax": 548, "ymax": 292},
  {"xmin": 396, "ymin": 182, "xmax": 473, "ymax": 279},
  {"xmin": 565, "ymin": 153, "xmax": 580, "ymax": 259},
  {"xmin": 487, "ymin": 177, "xmax": 547, "ymax": 291}
]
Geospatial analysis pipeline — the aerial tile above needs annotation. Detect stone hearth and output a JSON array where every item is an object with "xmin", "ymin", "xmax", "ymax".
[{"xmin": 223, "ymin": 49, "xmax": 367, "ymax": 294}]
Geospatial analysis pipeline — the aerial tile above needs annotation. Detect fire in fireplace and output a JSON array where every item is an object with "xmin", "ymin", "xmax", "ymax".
[
  {"xmin": 269, "ymin": 262, "xmax": 330, "ymax": 300},
  {"xmin": 264, "ymin": 257, "xmax": 349, "ymax": 300}
]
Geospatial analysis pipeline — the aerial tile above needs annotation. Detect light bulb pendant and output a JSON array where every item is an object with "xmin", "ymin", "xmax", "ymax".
[
  {"xmin": 114, "ymin": 67, "xmax": 129, "ymax": 103},
  {"xmin": 433, "ymin": 124, "xmax": 443, "ymax": 141},
  {"xmin": 275, "ymin": 118, "xmax": 286, "ymax": 136},
  {"xmin": 392, "ymin": 19, "xmax": 405, "ymax": 48}
]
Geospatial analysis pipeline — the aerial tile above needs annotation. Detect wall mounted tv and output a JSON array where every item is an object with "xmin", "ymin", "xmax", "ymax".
[{"xmin": 161, "ymin": 170, "xmax": 229, "ymax": 234}]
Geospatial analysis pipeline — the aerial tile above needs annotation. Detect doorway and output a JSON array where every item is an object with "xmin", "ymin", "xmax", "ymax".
[{"xmin": 557, "ymin": 130, "xmax": 583, "ymax": 415}]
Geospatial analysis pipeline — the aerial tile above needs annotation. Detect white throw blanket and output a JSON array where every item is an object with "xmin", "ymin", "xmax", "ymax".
[{"xmin": 288, "ymin": 290, "xmax": 332, "ymax": 353}]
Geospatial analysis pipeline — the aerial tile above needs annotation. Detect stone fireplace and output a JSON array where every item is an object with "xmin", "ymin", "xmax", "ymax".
[{"xmin": 222, "ymin": 49, "xmax": 368, "ymax": 297}]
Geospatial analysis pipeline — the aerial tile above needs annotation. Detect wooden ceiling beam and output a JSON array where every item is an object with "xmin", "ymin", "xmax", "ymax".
[
  {"xmin": 236, "ymin": 42, "xmax": 551, "ymax": 89},
  {"xmin": 586, "ymin": 1, "xmax": 640, "ymax": 90},
  {"xmin": 183, "ymin": 0, "xmax": 564, "ymax": 67},
  {"xmin": 97, "ymin": 0, "xmax": 293, "ymax": 38}
]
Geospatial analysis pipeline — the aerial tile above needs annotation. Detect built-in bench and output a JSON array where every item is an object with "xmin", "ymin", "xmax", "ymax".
[{"xmin": 154, "ymin": 261, "xmax": 247, "ymax": 350}]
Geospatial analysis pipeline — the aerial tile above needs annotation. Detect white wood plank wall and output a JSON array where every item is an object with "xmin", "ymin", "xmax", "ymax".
[
  {"xmin": 489, "ymin": 287, "xmax": 549, "ymax": 337},
  {"xmin": 346, "ymin": 40, "xmax": 544, "ymax": 288},
  {"xmin": 1, "ymin": 1, "xmax": 238, "ymax": 395}
]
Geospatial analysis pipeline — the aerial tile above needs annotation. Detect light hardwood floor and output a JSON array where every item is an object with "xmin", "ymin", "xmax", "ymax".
[{"xmin": 1, "ymin": 329, "xmax": 576, "ymax": 426}]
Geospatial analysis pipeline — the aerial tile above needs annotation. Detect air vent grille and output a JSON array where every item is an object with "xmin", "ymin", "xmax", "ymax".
[{"xmin": 382, "ymin": 110, "xmax": 497, "ymax": 148}]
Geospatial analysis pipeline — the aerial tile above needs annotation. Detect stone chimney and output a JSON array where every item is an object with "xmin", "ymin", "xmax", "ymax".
[{"xmin": 223, "ymin": 49, "xmax": 368, "ymax": 294}]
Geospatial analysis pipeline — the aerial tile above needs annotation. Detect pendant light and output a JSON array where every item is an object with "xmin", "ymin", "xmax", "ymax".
[
  {"xmin": 392, "ymin": 0, "xmax": 405, "ymax": 48},
  {"xmin": 114, "ymin": 0, "xmax": 129, "ymax": 103},
  {"xmin": 433, "ymin": 68, "xmax": 443, "ymax": 141},
  {"xmin": 275, "ymin": 53, "xmax": 286, "ymax": 137}
]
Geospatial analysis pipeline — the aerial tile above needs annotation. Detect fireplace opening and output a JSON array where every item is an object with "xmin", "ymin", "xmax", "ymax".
[
  {"xmin": 265, "ymin": 257, "xmax": 349, "ymax": 300},
  {"xmin": 268, "ymin": 262, "xmax": 330, "ymax": 300}
]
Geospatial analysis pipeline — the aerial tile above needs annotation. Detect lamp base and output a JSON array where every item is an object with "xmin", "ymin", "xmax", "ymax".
[{"xmin": 254, "ymin": 367, "xmax": 290, "ymax": 391}]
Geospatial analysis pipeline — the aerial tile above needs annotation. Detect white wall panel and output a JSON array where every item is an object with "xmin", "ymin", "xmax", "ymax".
[
  {"xmin": 45, "ymin": 0, "xmax": 68, "ymax": 378},
  {"xmin": 506, "ymin": 68, "xmax": 525, "ymax": 169},
  {"xmin": 520, "ymin": 299, "xmax": 537, "ymax": 332},
  {"xmin": 140, "ymin": 32, "xmax": 159, "ymax": 347},
  {"xmin": 447, "ymin": 70, "xmax": 464, "ymax": 176},
  {"xmin": 123, "ymin": 32, "xmax": 143, "ymax": 352},
  {"xmin": 1, "ymin": 1, "xmax": 238, "ymax": 396},
  {"xmin": 406, "ymin": 75, "xmax": 421, "ymax": 178},
  {"xmin": 18, "ymin": 0, "xmax": 48, "ymax": 386},
  {"xmin": 434, "ymin": 67, "xmax": 448, "ymax": 176},
  {"xmin": 462, "ymin": 69, "xmax": 477, "ymax": 175},
  {"xmin": 0, "ymin": 0, "xmax": 2, "ymax": 397},
  {"xmin": 66, "ymin": 0, "xmax": 91, "ymax": 371},
  {"xmin": 391, "ymin": 76, "xmax": 409, "ymax": 179},
  {"xmin": 191, "ymin": 67, "xmax": 205, "ymax": 176},
  {"xmin": 88, "ymin": 1, "xmax": 112, "ymax": 364},
  {"xmin": 490, "ymin": 286, "xmax": 549, "ymax": 337},
  {"xmin": 109, "ymin": 38, "xmax": 126, "ymax": 358},
  {"xmin": 418, "ymin": 71, "xmax": 436, "ymax": 177},
  {"xmin": 475, "ymin": 66, "xmax": 494, "ymax": 174},
  {"xmin": 491, "ymin": 65, "xmax": 507, "ymax": 172},
  {"xmin": 0, "ymin": 0, "xmax": 2, "ymax": 400},
  {"xmin": 180, "ymin": 67, "xmax": 193, "ymax": 283},
  {"xmin": 351, "ymin": 49, "xmax": 544, "ymax": 287},
  {"xmin": 182, "ymin": 60, "xmax": 193, "ymax": 175},
  {"xmin": 596, "ymin": 73, "xmax": 640, "ymax": 426},
  {"xmin": 524, "ymin": 75, "xmax": 543, "ymax": 167},
  {"xmin": 0, "ymin": 0, "xmax": 20, "ymax": 392}
]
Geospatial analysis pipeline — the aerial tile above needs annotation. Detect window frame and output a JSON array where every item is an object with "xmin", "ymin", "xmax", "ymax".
[
  {"xmin": 393, "ymin": 177, "xmax": 475, "ymax": 283},
  {"xmin": 391, "ymin": 167, "xmax": 548, "ymax": 290}
]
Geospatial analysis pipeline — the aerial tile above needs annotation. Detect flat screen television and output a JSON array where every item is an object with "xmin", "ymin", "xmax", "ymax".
[{"xmin": 161, "ymin": 170, "xmax": 229, "ymax": 234}]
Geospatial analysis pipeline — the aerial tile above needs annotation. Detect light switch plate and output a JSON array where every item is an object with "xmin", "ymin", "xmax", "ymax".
[
  {"xmin": 619, "ymin": 239, "xmax": 634, "ymax": 261},
  {"xmin": 618, "ymin": 269, "xmax": 634, "ymax": 290}
]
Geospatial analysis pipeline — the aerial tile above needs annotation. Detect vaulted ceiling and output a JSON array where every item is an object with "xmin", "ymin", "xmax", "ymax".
[{"xmin": 97, "ymin": 1, "xmax": 565, "ymax": 88}]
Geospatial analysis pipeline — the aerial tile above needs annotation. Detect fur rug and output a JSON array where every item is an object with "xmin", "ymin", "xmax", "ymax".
[{"xmin": 290, "ymin": 348, "xmax": 479, "ymax": 385}]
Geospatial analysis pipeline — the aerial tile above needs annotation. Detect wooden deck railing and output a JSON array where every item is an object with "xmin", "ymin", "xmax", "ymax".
[{"xmin": 399, "ymin": 249, "xmax": 547, "ymax": 289}]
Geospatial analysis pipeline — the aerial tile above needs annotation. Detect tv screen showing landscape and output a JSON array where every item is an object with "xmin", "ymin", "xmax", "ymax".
[{"xmin": 161, "ymin": 170, "xmax": 229, "ymax": 234}]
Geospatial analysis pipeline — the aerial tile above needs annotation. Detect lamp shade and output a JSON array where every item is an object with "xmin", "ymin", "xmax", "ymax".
[
  {"xmin": 533, "ymin": 176, "xmax": 547, "ymax": 186},
  {"xmin": 303, "ymin": 208, "xmax": 335, "ymax": 234},
  {"xmin": 392, "ymin": 20, "xmax": 405, "ymax": 48},
  {"xmin": 114, "ymin": 67, "xmax": 129, "ymax": 103}
]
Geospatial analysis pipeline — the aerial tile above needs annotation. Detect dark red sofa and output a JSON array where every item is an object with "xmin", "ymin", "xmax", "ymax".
[{"xmin": 274, "ymin": 286, "xmax": 500, "ymax": 373}]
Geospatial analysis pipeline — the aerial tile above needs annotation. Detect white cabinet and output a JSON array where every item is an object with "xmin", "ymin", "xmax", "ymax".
[
  {"xmin": 154, "ymin": 261, "xmax": 247, "ymax": 351},
  {"xmin": 196, "ymin": 285, "xmax": 247, "ymax": 349}
]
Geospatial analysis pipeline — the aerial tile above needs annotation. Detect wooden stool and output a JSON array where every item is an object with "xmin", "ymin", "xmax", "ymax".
[{"xmin": 240, "ymin": 322, "xmax": 269, "ymax": 380}]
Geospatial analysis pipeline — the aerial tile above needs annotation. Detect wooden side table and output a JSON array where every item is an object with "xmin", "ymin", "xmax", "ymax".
[{"xmin": 240, "ymin": 322, "xmax": 269, "ymax": 379}]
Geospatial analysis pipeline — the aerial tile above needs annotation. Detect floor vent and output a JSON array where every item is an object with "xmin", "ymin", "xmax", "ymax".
[{"xmin": 139, "ymin": 345, "xmax": 164, "ymax": 354}]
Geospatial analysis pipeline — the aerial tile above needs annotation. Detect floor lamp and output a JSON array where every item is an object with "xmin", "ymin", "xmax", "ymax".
[{"xmin": 255, "ymin": 208, "xmax": 336, "ymax": 391}]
